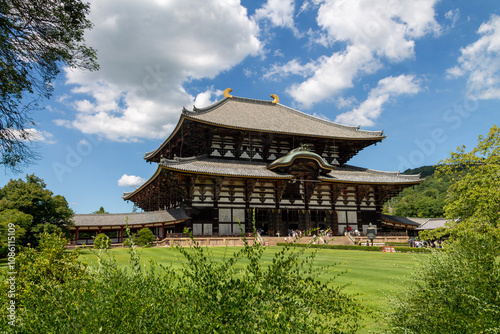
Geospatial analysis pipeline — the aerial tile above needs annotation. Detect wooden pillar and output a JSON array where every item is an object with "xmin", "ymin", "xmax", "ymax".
[
  {"xmin": 75, "ymin": 227, "xmax": 79, "ymax": 244},
  {"xmin": 98, "ymin": 226, "xmax": 102, "ymax": 234},
  {"xmin": 120, "ymin": 226, "xmax": 124, "ymax": 243},
  {"xmin": 162, "ymin": 223, "xmax": 165, "ymax": 239}
]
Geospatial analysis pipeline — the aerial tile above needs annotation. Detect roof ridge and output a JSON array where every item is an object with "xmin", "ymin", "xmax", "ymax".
[
  {"xmin": 183, "ymin": 97, "xmax": 231, "ymax": 115},
  {"xmin": 160, "ymin": 155, "xmax": 206, "ymax": 165},
  {"xmin": 274, "ymin": 103, "xmax": 384, "ymax": 136},
  {"xmin": 189, "ymin": 95, "xmax": 384, "ymax": 137}
]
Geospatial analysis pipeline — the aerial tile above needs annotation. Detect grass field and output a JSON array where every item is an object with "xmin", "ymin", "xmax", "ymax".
[{"xmin": 74, "ymin": 245, "xmax": 423, "ymax": 333}]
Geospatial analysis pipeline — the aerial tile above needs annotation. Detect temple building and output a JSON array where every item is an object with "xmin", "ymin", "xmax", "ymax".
[{"xmin": 122, "ymin": 89, "xmax": 422, "ymax": 237}]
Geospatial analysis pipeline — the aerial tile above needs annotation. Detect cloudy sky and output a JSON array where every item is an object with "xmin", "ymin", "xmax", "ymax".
[{"xmin": 2, "ymin": 0, "xmax": 499, "ymax": 214}]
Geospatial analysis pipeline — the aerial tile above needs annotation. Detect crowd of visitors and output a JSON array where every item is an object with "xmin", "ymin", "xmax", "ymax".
[{"xmin": 409, "ymin": 239, "xmax": 443, "ymax": 248}]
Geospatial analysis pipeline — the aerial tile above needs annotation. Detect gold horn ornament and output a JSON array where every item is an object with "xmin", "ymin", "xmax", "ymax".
[{"xmin": 223, "ymin": 88, "xmax": 233, "ymax": 98}]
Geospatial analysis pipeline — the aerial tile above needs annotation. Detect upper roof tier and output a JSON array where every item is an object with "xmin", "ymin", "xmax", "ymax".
[
  {"xmin": 145, "ymin": 92, "xmax": 385, "ymax": 162},
  {"xmin": 183, "ymin": 95, "xmax": 385, "ymax": 140}
]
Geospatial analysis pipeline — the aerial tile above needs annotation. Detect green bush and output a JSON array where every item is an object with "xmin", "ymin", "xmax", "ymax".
[
  {"xmin": 387, "ymin": 230, "xmax": 500, "ymax": 333},
  {"xmin": 393, "ymin": 246, "xmax": 441, "ymax": 253},
  {"xmin": 93, "ymin": 233, "xmax": 111, "ymax": 249},
  {"xmin": 277, "ymin": 242, "xmax": 383, "ymax": 251},
  {"xmin": 1, "ymin": 228, "xmax": 364, "ymax": 333},
  {"xmin": 384, "ymin": 242, "xmax": 410, "ymax": 246},
  {"xmin": 136, "ymin": 227, "xmax": 155, "ymax": 247}
]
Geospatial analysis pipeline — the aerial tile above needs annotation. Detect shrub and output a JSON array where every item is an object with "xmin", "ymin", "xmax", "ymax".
[
  {"xmin": 1, "ymin": 225, "xmax": 364, "ymax": 333},
  {"xmin": 277, "ymin": 242, "xmax": 383, "ymax": 252},
  {"xmin": 93, "ymin": 233, "xmax": 111, "ymax": 249},
  {"xmin": 136, "ymin": 227, "xmax": 155, "ymax": 247},
  {"xmin": 386, "ymin": 230, "xmax": 500, "ymax": 333}
]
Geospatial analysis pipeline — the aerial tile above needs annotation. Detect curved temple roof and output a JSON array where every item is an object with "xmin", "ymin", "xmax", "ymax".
[
  {"xmin": 183, "ymin": 96, "xmax": 385, "ymax": 139},
  {"xmin": 123, "ymin": 156, "xmax": 422, "ymax": 201},
  {"xmin": 267, "ymin": 144, "xmax": 335, "ymax": 173},
  {"xmin": 145, "ymin": 94, "xmax": 385, "ymax": 161}
]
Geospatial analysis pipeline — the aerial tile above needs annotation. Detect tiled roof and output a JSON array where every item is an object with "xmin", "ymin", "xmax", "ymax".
[
  {"xmin": 267, "ymin": 145, "xmax": 335, "ymax": 172},
  {"xmin": 416, "ymin": 218, "xmax": 456, "ymax": 230},
  {"xmin": 158, "ymin": 156, "xmax": 422, "ymax": 184},
  {"xmin": 183, "ymin": 96, "xmax": 385, "ymax": 140},
  {"xmin": 381, "ymin": 214, "xmax": 421, "ymax": 226},
  {"xmin": 319, "ymin": 165, "xmax": 422, "ymax": 184},
  {"xmin": 381, "ymin": 215, "xmax": 457, "ymax": 230},
  {"xmin": 72, "ymin": 208, "xmax": 188, "ymax": 227},
  {"xmin": 160, "ymin": 155, "xmax": 293, "ymax": 179}
]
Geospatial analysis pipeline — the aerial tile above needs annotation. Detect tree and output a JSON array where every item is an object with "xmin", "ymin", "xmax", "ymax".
[
  {"xmin": 93, "ymin": 233, "xmax": 111, "ymax": 249},
  {"xmin": 0, "ymin": 174, "xmax": 73, "ymax": 245},
  {"xmin": 0, "ymin": 0, "xmax": 98, "ymax": 170},
  {"xmin": 136, "ymin": 227, "xmax": 155, "ymax": 247},
  {"xmin": 439, "ymin": 124, "xmax": 500, "ymax": 228},
  {"xmin": 383, "ymin": 170, "xmax": 451, "ymax": 218},
  {"xmin": 387, "ymin": 125, "xmax": 500, "ymax": 333},
  {"xmin": 92, "ymin": 206, "xmax": 109, "ymax": 214}
]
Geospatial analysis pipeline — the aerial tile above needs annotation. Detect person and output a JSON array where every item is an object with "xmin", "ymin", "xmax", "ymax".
[{"xmin": 346, "ymin": 225, "xmax": 352, "ymax": 234}]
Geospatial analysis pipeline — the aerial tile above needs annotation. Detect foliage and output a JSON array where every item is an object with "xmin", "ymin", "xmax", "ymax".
[
  {"xmin": 383, "ymin": 172, "xmax": 451, "ymax": 218},
  {"xmin": 386, "ymin": 230, "xmax": 500, "ymax": 333},
  {"xmin": 392, "ymin": 246, "xmax": 437, "ymax": 253},
  {"xmin": 135, "ymin": 227, "xmax": 155, "ymax": 247},
  {"xmin": 93, "ymin": 233, "xmax": 111, "ymax": 249},
  {"xmin": 0, "ymin": 232, "xmax": 87, "ymax": 323},
  {"xmin": 92, "ymin": 206, "xmax": 109, "ymax": 214},
  {"xmin": 0, "ymin": 209, "xmax": 28, "ymax": 256},
  {"xmin": 0, "ymin": 174, "xmax": 73, "ymax": 246},
  {"xmin": 277, "ymin": 242, "xmax": 383, "ymax": 252},
  {"xmin": 402, "ymin": 165, "xmax": 438, "ymax": 178},
  {"xmin": 0, "ymin": 0, "xmax": 98, "ymax": 170},
  {"xmin": 438, "ymin": 124, "xmax": 500, "ymax": 228},
  {"xmin": 1, "ymin": 224, "xmax": 364, "ymax": 333},
  {"xmin": 387, "ymin": 126, "xmax": 500, "ymax": 333}
]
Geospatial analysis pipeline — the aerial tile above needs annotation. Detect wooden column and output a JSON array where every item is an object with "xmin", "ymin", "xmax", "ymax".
[
  {"xmin": 329, "ymin": 184, "xmax": 344, "ymax": 235},
  {"xmin": 212, "ymin": 177, "xmax": 223, "ymax": 235},
  {"xmin": 244, "ymin": 179, "xmax": 257, "ymax": 232},
  {"xmin": 120, "ymin": 226, "xmax": 124, "ymax": 243},
  {"xmin": 75, "ymin": 227, "xmax": 79, "ymax": 244},
  {"xmin": 275, "ymin": 180, "xmax": 287, "ymax": 236}
]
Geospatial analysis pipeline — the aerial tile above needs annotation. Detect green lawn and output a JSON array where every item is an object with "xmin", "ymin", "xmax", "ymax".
[{"xmin": 74, "ymin": 245, "xmax": 422, "ymax": 333}]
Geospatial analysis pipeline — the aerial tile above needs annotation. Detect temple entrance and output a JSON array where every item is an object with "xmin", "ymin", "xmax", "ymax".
[{"xmin": 255, "ymin": 208, "xmax": 270, "ymax": 235}]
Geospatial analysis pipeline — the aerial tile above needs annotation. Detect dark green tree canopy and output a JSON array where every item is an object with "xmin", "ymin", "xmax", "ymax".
[
  {"xmin": 383, "ymin": 168, "xmax": 450, "ymax": 218},
  {"xmin": 0, "ymin": 0, "xmax": 98, "ymax": 170},
  {"xmin": 0, "ymin": 174, "xmax": 74, "ymax": 245},
  {"xmin": 92, "ymin": 206, "xmax": 109, "ymax": 214}
]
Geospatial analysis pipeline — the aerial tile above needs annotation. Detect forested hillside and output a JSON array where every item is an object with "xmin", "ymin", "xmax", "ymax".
[{"xmin": 383, "ymin": 165, "xmax": 451, "ymax": 218}]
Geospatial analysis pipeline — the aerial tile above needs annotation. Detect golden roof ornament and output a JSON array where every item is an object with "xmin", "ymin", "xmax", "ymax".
[
  {"xmin": 270, "ymin": 94, "xmax": 279, "ymax": 104},
  {"xmin": 223, "ymin": 88, "xmax": 233, "ymax": 98}
]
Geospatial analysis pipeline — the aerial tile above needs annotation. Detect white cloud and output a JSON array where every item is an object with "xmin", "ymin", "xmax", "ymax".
[
  {"xmin": 447, "ymin": 15, "xmax": 500, "ymax": 100},
  {"xmin": 280, "ymin": 0, "xmax": 439, "ymax": 108},
  {"xmin": 286, "ymin": 45, "xmax": 381, "ymax": 108},
  {"xmin": 315, "ymin": 0, "xmax": 440, "ymax": 61},
  {"xmin": 254, "ymin": 0, "xmax": 296, "ymax": 33},
  {"xmin": 193, "ymin": 88, "xmax": 222, "ymax": 109},
  {"xmin": 55, "ymin": 0, "xmax": 261, "ymax": 142},
  {"xmin": 445, "ymin": 9, "xmax": 460, "ymax": 28},
  {"xmin": 117, "ymin": 174, "xmax": 147, "ymax": 187},
  {"xmin": 264, "ymin": 58, "xmax": 319, "ymax": 80},
  {"xmin": 335, "ymin": 74, "xmax": 421, "ymax": 126},
  {"xmin": 5, "ymin": 128, "xmax": 56, "ymax": 144}
]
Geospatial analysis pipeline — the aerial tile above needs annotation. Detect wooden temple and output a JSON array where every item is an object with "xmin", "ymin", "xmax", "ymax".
[{"xmin": 123, "ymin": 89, "xmax": 422, "ymax": 236}]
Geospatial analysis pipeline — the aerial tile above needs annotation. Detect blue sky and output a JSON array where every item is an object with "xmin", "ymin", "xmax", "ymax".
[{"xmin": 2, "ymin": 0, "xmax": 499, "ymax": 214}]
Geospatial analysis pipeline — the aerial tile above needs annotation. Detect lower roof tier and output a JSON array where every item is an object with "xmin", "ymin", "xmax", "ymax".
[{"xmin": 123, "ymin": 156, "xmax": 422, "ymax": 203}]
